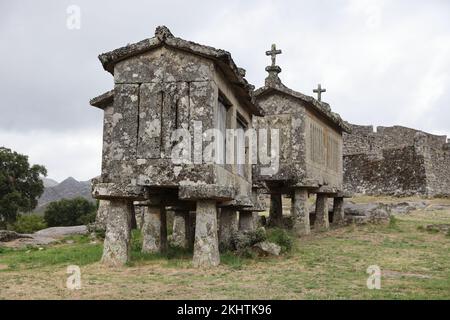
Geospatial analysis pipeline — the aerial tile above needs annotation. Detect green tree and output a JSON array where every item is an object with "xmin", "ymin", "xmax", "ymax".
[
  {"xmin": 0, "ymin": 147, "xmax": 47, "ymax": 229},
  {"xmin": 13, "ymin": 214, "xmax": 47, "ymax": 233},
  {"xmin": 44, "ymin": 197, "xmax": 96, "ymax": 227}
]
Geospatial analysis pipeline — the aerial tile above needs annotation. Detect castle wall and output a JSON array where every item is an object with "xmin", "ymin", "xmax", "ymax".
[
  {"xmin": 424, "ymin": 146, "xmax": 450, "ymax": 197},
  {"xmin": 344, "ymin": 145, "xmax": 428, "ymax": 196},
  {"xmin": 343, "ymin": 123, "xmax": 450, "ymax": 197}
]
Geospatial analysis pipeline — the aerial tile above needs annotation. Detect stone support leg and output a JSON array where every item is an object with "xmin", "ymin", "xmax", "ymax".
[
  {"xmin": 95, "ymin": 200, "xmax": 109, "ymax": 230},
  {"xmin": 332, "ymin": 197, "xmax": 345, "ymax": 226},
  {"xmin": 193, "ymin": 200, "xmax": 220, "ymax": 267},
  {"xmin": 239, "ymin": 211, "xmax": 259, "ymax": 231},
  {"xmin": 314, "ymin": 194, "xmax": 329, "ymax": 231},
  {"xmin": 291, "ymin": 188, "xmax": 310, "ymax": 236},
  {"xmin": 172, "ymin": 210, "xmax": 189, "ymax": 248},
  {"xmin": 142, "ymin": 202, "xmax": 167, "ymax": 253},
  {"xmin": 269, "ymin": 193, "xmax": 283, "ymax": 227},
  {"xmin": 101, "ymin": 199, "xmax": 133, "ymax": 267},
  {"xmin": 218, "ymin": 207, "xmax": 238, "ymax": 250}
]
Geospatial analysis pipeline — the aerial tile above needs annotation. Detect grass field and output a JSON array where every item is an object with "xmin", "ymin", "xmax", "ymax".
[{"xmin": 0, "ymin": 198, "xmax": 449, "ymax": 300}]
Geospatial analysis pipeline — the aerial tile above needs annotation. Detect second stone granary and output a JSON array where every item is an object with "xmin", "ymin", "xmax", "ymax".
[
  {"xmin": 252, "ymin": 46, "xmax": 351, "ymax": 236},
  {"xmin": 90, "ymin": 26, "xmax": 350, "ymax": 267}
]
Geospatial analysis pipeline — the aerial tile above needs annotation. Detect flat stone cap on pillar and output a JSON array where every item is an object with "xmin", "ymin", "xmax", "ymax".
[
  {"xmin": 336, "ymin": 191, "xmax": 353, "ymax": 198},
  {"xmin": 92, "ymin": 183, "xmax": 146, "ymax": 201},
  {"xmin": 179, "ymin": 185, "xmax": 234, "ymax": 201},
  {"xmin": 218, "ymin": 195, "xmax": 253, "ymax": 209}
]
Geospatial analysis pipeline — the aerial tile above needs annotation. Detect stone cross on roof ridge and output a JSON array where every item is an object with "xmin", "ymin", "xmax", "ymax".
[
  {"xmin": 313, "ymin": 83, "xmax": 326, "ymax": 102},
  {"xmin": 266, "ymin": 44, "xmax": 282, "ymax": 67},
  {"xmin": 264, "ymin": 44, "xmax": 282, "ymax": 87}
]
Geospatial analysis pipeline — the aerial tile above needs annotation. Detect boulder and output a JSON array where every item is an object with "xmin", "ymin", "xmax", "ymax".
[
  {"xmin": 0, "ymin": 230, "xmax": 32, "ymax": 242},
  {"xmin": 34, "ymin": 225, "xmax": 88, "ymax": 238},
  {"xmin": 344, "ymin": 202, "xmax": 391, "ymax": 224},
  {"xmin": 252, "ymin": 241, "xmax": 281, "ymax": 256}
]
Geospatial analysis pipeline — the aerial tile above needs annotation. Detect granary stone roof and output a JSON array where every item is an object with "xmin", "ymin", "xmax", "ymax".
[
  {"xmin": 255, "ymin": 81, "xmax": 351, "ymax": 133},
  {"xmin": 92, "ymin": 26, "xmax": 263, "ymax": 116},
  {"xmin": 90, "ymin": 90, "xmax": 114, "ymax": 109}
]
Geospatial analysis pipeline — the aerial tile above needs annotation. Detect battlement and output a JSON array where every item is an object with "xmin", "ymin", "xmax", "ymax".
[{"xmin": 344, "ymin": 123, "xmax": 448, "ymax": 157}]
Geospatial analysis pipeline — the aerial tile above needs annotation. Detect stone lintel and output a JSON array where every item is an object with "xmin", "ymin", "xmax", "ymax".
[
  {"xmin": 179, "ymin": 185, "xmax": 234, "ymax": 201},
  {"xmin": 217, "ymin": 195, "xmax": 253, "ymax": 209},
  {"xmin": 92, "ymin": 183, "xmax": 146, "ymax": 200},
  {"xmin": 314, "ymin": 185, "xmax": 339, "ymax": 196}
]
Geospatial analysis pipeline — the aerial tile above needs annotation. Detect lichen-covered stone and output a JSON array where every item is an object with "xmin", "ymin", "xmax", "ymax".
[
  {"xmin": 101, "ymin": 199, "xmax": 133, "ymax": 267},
  {"xmin": 193, "ymin": 200, "xmax": 220, "ymax": 267}
]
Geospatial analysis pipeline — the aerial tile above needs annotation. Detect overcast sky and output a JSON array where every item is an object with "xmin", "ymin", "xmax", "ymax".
[{"xmin": 0, "ymin": 0, "xmax": 449, "ymax": 182}]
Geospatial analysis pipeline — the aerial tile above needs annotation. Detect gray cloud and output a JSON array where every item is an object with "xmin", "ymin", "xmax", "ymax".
[{"xmin": 0, "ymin": 0, "xmax": 449, "ymax": 181}]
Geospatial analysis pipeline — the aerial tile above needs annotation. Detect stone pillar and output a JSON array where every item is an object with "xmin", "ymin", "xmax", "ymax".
[
  {"xmin": 291, "ymin": 188, "xmax": 310, "ymax": 236},
  {"xmin": 269, "ymin": 193, "xmax": 283, "ymax": 227},
  {"xmin": 314, "ymin": 194, "xmax": 329, "ymax": 231},
  {"xmin": 142, "ymin": 201, "xmax": 167, "ymax": 253},
  {"xmin": 239, "ymin": 211, "xmax": 258, "ymax": 231},
  {"xmin": 134, "ymin": 205, "xmax": 145, "ymax": 230},
  {"xmin": 101, "ymin": 199, "xmax": 133, "ymax": 267},
  {"xmin": 95, "ymin": 200, "xmax": 109, "ymax": 230},
  {"xmin": 187, "ymin": 211, "xmax": 196, "ymax": 249},
  {"xmin": 172, "ymin": 210, "xmax": 189, "ymax": 248},
  {"xmin": 219, "ymin": 207, "xmax": 238, "ymax": 250},
  {"xmin": 332, "ymin": 197, "xmax": 345, "ymax": 226},
  {"xmin": 193, "ymin": 200, "xmax": 220, "ymax": 267}
]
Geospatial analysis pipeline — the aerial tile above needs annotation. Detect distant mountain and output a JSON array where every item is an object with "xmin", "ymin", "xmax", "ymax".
[
  {"xmin": 35, "ymin": 177, "xmax": 94, "ymax": 213},
  {"xmin": 41, "ymin": 177, "xmax": 59, "ymax": 188}
]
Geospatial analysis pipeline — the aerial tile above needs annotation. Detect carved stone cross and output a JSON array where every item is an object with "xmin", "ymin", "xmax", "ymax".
[
  {"xmin": 313, "ymin": 84, "xmax": 326, "ymax": 102},
  {"xmin": 266, "ymin": 44, "xmax": 282, "ymax": 67}
]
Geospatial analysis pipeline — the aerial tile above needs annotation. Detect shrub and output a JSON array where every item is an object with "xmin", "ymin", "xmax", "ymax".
[
  {"xmin": 12, "ymin": 214, "xmax": 47, "ymax": 233},
  {"xmin": 44, "ymin": 197, "xmax": 96, "ymax": 227},
  {"xmin": 77, "ymin": 211, "xmax": 96, "ymax": 225},
  {"xmin": 266, "ymin": 228, "xmax": 294, "ymax": 253}
]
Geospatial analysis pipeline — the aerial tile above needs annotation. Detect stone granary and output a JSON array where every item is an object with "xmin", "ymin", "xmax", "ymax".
[
  {"xmin": 344, "ymin": 124, "xmax": 450, "ymax": 197},
  {"xmin": 252, "ymin": 45, "xmax": 352, "ymax": 235},
  {"xmin": 89, "ymin": 26, "xmax": 265, "ymax": 267}
]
